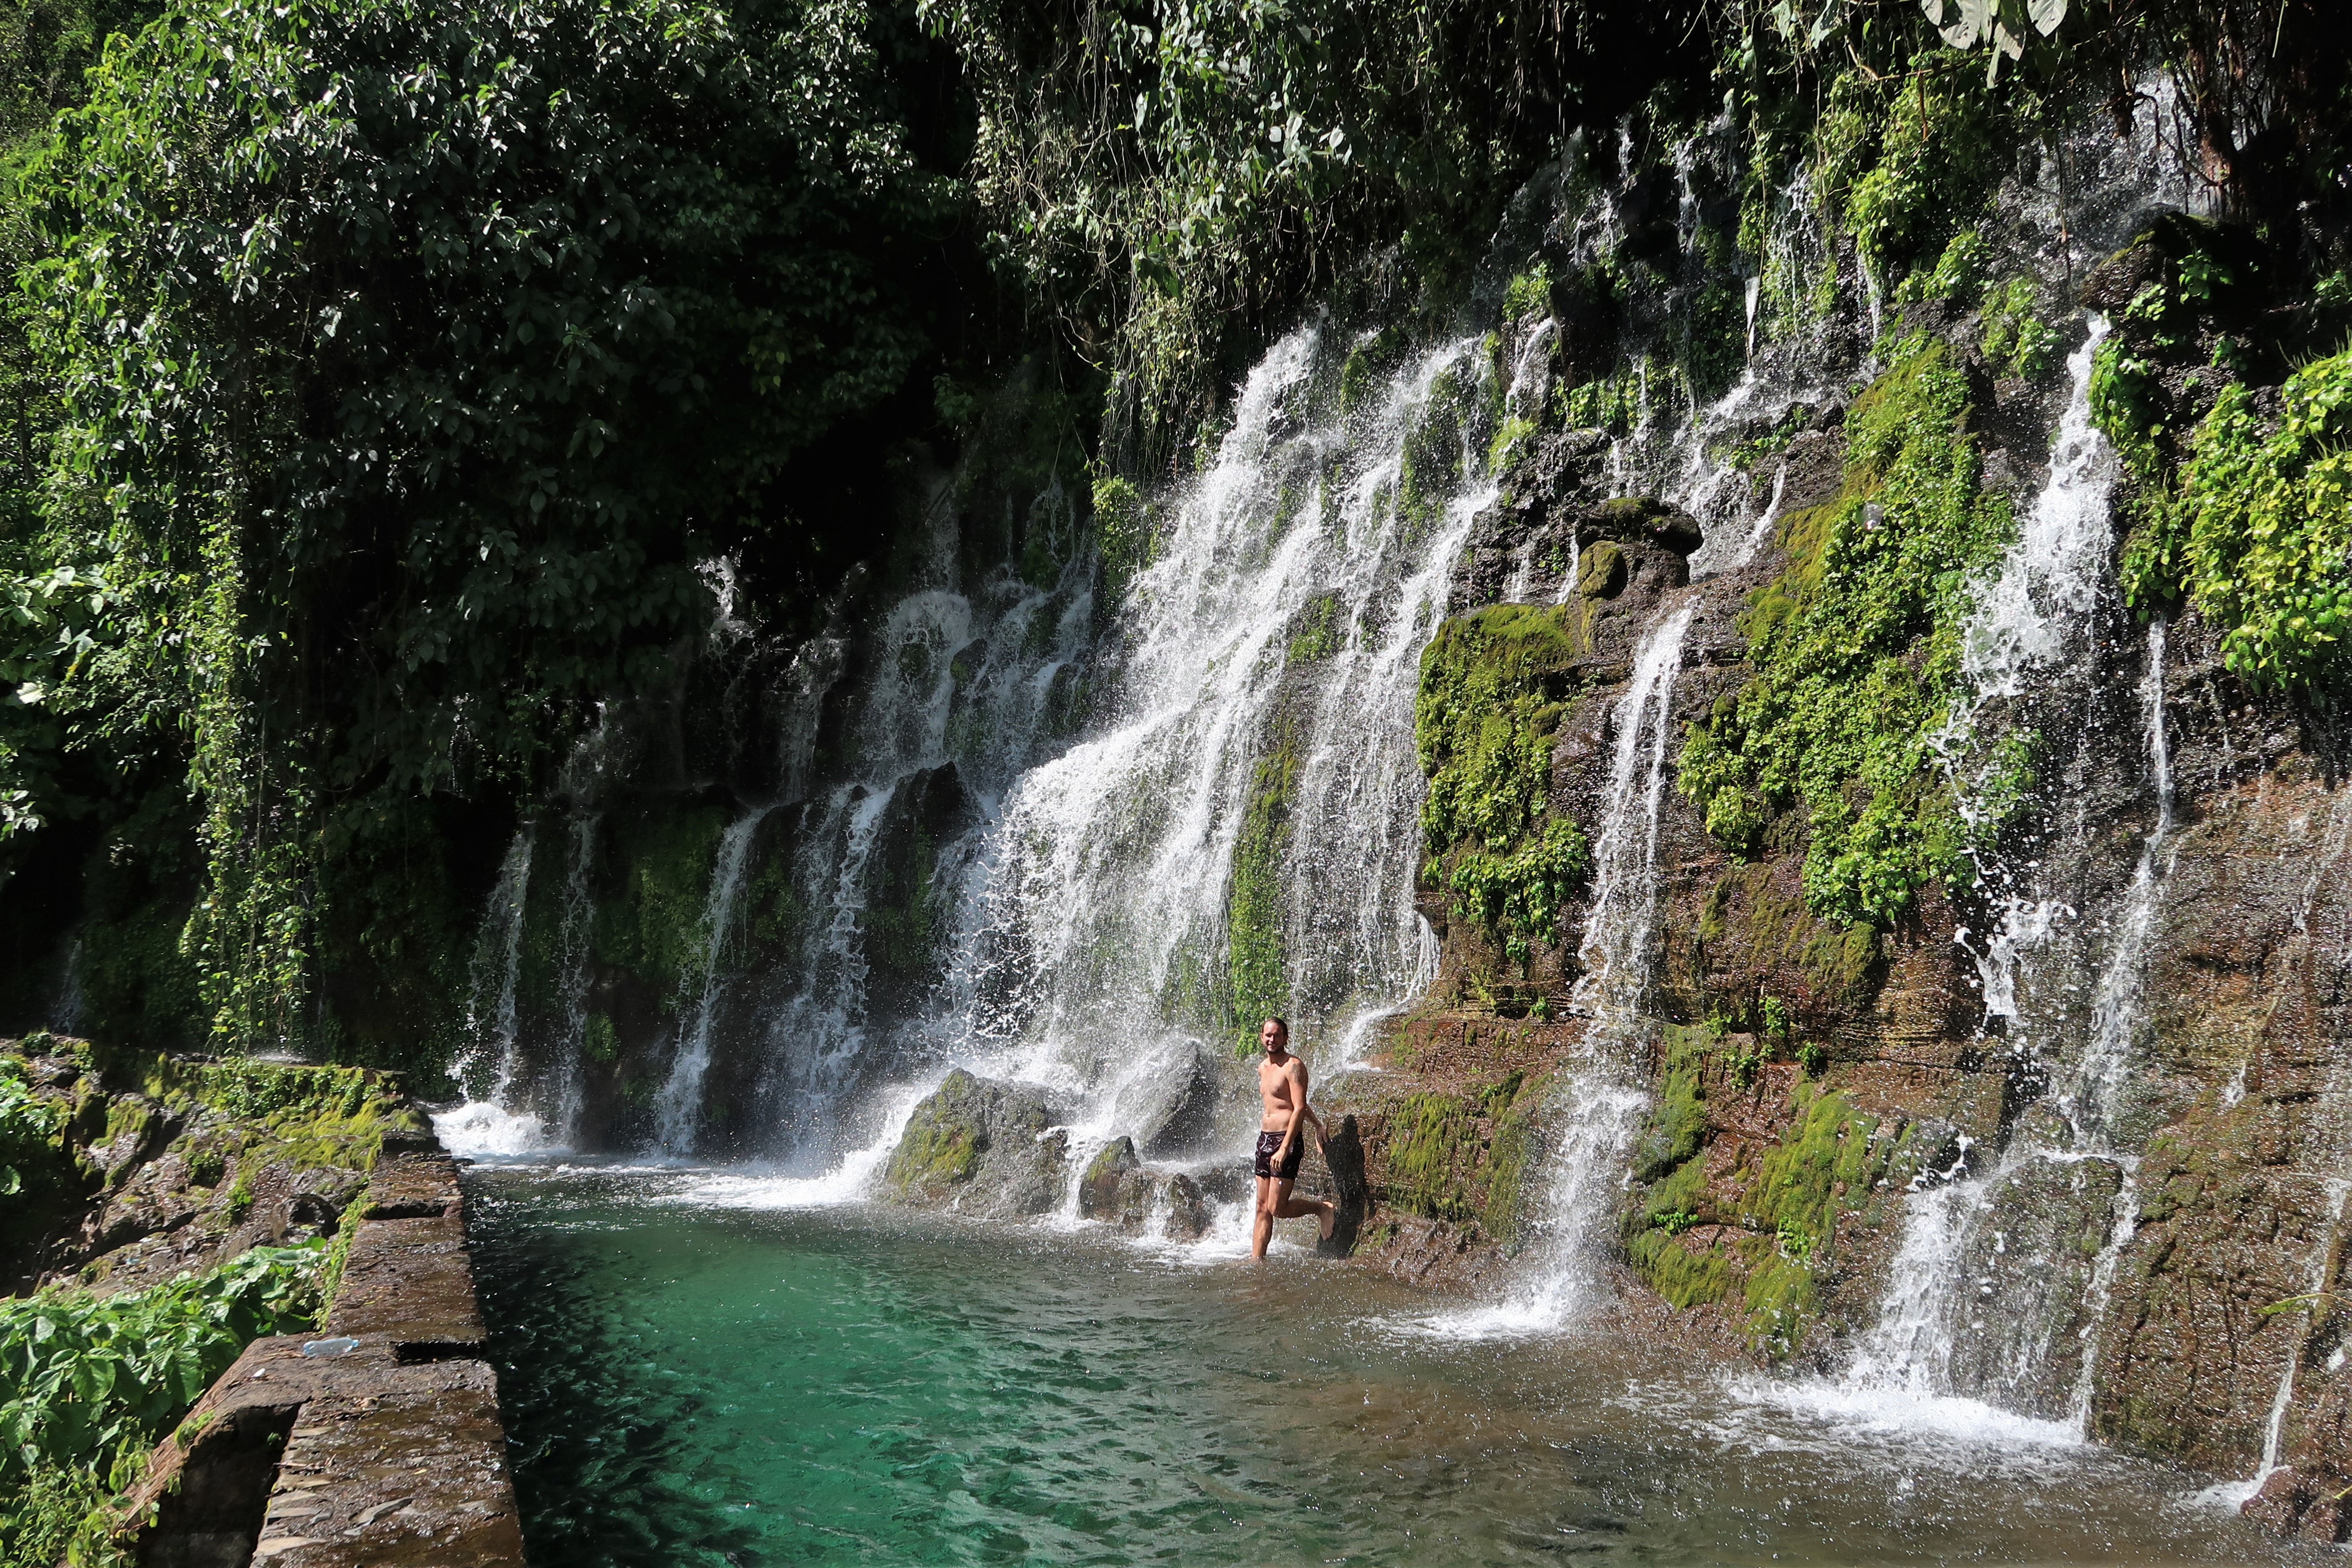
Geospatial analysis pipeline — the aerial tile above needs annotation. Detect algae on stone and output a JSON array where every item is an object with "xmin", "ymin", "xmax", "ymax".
[{"xmin": 1415, "ymin": 604, "xmax": 1592, "ymax": 962}]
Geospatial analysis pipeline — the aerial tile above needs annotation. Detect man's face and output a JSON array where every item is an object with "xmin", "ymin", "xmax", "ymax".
[{"xmin": 1260, "ymin": 1021, "xmax": 1284, "ymax": 1055}]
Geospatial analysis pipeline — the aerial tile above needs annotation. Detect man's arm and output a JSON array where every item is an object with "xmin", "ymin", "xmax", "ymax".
[{"xmin": 1274, "ymin": 1059, "xmax": 1319, "ymax": 1164}]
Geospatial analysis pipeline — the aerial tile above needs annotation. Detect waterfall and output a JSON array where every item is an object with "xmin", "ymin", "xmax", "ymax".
[
  {"xmin": 1962, "ymin": 321, "xmax": 2117, "ymax": 698},
  {"xmin": 1843, "ymin": 321, "xmax": 2179, "ymax": 1426},
  {"xmin": 654, "ymin": 808, "xmax": 770, "ymax": 1154},
  {"xmin": 2074, "ymin": 618, "xmax": 2173, "ymax": 1143},
  {"xmin": 551, "ymin": 810, "xmax": 602, "ymax": 1142},
  {"xmin": 1431, "ymin": 604, "xmax": 1695, "ymax": 1335},
  {"xmin": 954, "ymin": 327, "xmax": 1500, "ymax": 1123},
  {"xmin": 461, "ymin": 825, "xmax": 535, "ymax": 1104},
  {"xmin": 432, "ymin": 825, "xmax": 552, "ymax": 1157}
]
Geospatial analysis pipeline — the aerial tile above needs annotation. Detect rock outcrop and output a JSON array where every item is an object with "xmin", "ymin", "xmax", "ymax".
[
  {"xmin": 1340, "ymin": 261, "xmax": 2352, "ymax": 1530},
  {"xmin": 0, "ymin": 1036, "xmax": 433, "ymax": 1295},
  {"xmin": 882, "ymin": 1069, "xmax": 1228, "ymax": 1238},
  {"xmin": 881, "ymin": 1068, "xmax": 1071, "ymax": 1214}
]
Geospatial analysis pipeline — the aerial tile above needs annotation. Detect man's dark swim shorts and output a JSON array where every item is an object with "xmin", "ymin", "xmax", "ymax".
[{"xmin": 1254, "ymin": 1129, "xmax": 1304, "ymax": 1181}]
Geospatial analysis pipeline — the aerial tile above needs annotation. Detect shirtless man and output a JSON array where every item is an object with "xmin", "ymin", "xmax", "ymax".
[{"xmin": 1251, "ymin": 1017, "xmax": 1336, "ymax": 1259}]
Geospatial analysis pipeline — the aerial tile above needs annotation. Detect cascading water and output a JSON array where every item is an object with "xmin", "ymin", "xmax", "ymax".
[
  {"xmin": 432, "ymin": 828, "xmax": 545, "ymax": 1155},
  {"xmin": 952, "ymin": 328, "xmax": 1503, "ymax": 1141},
  {"xmin": 654, "ymin": 807, "xmax": 770, "ymax": 1153},
  {"xmin": 1437, "ymin": 603, "xmax": 1695, "ymax": 1334},
  {"xmin": 550, "ymin": 811, "xmax": 601, "ymax": 1141},
  {"xmin": 1836, "ymin": 319, "xmax": 2196, "ymax": 1428},
  {"xmin": 459, "ymin": 826, "xmax": 534, "ymax": 1103}
]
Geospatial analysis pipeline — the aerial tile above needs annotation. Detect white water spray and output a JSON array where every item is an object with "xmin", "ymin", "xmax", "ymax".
[
  {"xmin": 655, "ymin": 808, "xmax": 771, "ymax": 1154},
  {"xmin": 1427, "ymin": 603, "xmax": 1694, "ymax": 1335}
]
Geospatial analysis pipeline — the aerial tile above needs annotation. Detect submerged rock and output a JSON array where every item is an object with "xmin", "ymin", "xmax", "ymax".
[{"xmin": 881, "ymin": 1069, "xmax": 1071, "ymax": 1216}]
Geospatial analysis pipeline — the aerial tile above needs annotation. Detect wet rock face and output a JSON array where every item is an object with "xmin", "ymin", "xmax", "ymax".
[
  {"xmin": 882, "ymin": 1071, "xmax": 1229, "ymax": 1240},
  {"xmin": 1451, "ymin": 429, "xmax": 1697, "ymax": 618},
  {"xmin": 1938, "ymin": 1155, "xmax": 2126, "ymax": 1421},
  {"xmin": 857, "ymin": 761, "xmax": 977, "ymax": 1017},
  {"xmin": 1115, "ymin": 1038, "xmax": 1247, "ymax": 1159},
  {"xmin": 1360, "ymin": 252, "xmax": 2352, "ymax": 1515}
]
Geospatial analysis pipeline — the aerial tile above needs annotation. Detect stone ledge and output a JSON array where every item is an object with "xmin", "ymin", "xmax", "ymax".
[{"xmin": 108, "ymin": 1147, "xmax": 525, "ymax": 1567}]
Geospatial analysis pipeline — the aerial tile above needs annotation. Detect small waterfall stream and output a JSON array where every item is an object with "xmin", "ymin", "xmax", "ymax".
[
  {"xmin": 1838, "ymin": 320, "xmax": 2187, "ymax": 1428},
  {"xmin": 459, "ymin": 825, "xmax": 534, "ymax": 1104},
  {"xmin": 436, "ymin": 826, "xmax": 546, "ymax": 1155},
  {"xmin": 1440, "ymin": 603, "xmax": 1696, "ymax": 1333},
  {"xmin": 655, "ymin": 807, "xmax": 771, "ymax": 1153}
]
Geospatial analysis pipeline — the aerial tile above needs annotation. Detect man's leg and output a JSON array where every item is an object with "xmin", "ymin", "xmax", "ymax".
[
  {"xmin": 1269, "ymin": 1178, "xmax": 1336, "ymax": 1239},
  {"xmin": 1252, "ymin": 1175, "xmax": 1275, "ymax": 1259}
]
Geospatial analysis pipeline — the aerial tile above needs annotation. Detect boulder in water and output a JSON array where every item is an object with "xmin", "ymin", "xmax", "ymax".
[
  {"xmin": 1159, "ymin": 1173, "xmax": 1212, "ymax": 1241},
  {"xmin": 881, "ymin": 1069, "xmax": 1070, "ymax": 1215},
  {"xmin": 1077, "ymin": 1137, "xmax": 1152, "ymax": 1225},
  {"xmin": 1118, "ymin": 1039, "xmax": 1238, "ymax": 1158}
]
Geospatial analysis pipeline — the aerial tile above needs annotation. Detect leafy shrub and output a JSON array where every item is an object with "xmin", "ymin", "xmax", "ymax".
[
  {"xmin": 0, "ymin": 1245, "xmax": 326, "ymax": 1566},
  {"xmin": 2165, "ymin": 352, "xmax": 2352, "ymax": 697},
  {"xmin": 0, "ymin": 1058, "xmax": 60, "ymax": 1197}
]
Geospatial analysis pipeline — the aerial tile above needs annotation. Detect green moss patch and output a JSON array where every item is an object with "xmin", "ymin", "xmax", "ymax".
[
  {"xmin": 1377, "ymin": 1073, "xmax": 1540, "ymax": 1244},
  {"xmin": 883, "ymin": 1070, "xmax": 986, "ymax": 1199},
  {"xmin": 1415, "ymin": 605, "xmax": 1592, "ymax": 964},
  {"xmin": 592, "ymin": 803, "xmax": 730, "ymax": 1008},
  {"xmin": 1679, "ymin": 336, "xmax": 2012, "ymax": 926},
  {"xmin": 1226, "ymin": 711, "xmax": 1300, "ymax": 1053}
]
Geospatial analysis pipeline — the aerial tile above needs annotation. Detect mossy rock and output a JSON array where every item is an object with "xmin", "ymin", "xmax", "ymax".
[
  {"xmin": 883, "ymin": 1070, "xmax": 988, "ymax": 1200},
  {"xmin": 881, "ymin": 1069, "xmax": 1069, "ymax": 1213}
]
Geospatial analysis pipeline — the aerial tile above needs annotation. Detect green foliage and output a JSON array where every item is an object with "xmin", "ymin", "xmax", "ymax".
[
  {"xmin": 2162, "ymin": 355, "xmax": 2352, "ymax": 697},
  {"xmin": 1680, "ymin": 337, "xmax": 2012, "ymax": 926},
  {"xmin": 1441, "ymin": 819, "xmax": 1592, "ymax": 964},
  {"xmin": 1979, "ymin": 277, "xmax": 2058, "ymax": 381},
  {"xmin": 0, "ymin": 1053, "xmax": 60, "ymax": 1196},
  {"xmin": 927, "ymin": 0, "xmax": 1704, "ymax": 469},
  {"xmin": 1092, "ymin": 473, "xmax": 1154, "ymax": 600},
  {"xmin": 593, "ymin": 806, "xmax": 728, "ymax": 1009},
  {"xmin": 1502, "ymin": 265, "xmax": 1551, "ymax": 325},
  {"xmin": 1898, "ymin": 228, "xmax": 1989, "ymax": 303},
  {"xmin": 1416, "ymin": 603, "xmax": 1591, "ymax": 960},
  {"xmin": 1226, "ymin": 721, "xmax": 1297, "ymax": 1053},
  {"xmin": 5, "ymin": 0, "xmax": 960, "ymax": 1047},
  {"xmin": 1561, "ymin": 359, "xmax": 1651, "ymax": 435},
  {"xmin": 1917, "ymin": 0, "xmax": 2069, "ymax": 82},
  {"xmin": 0, "ymin": 1244, "xmax": 325, "ymax": 1561},
  {"xmin": 1840, "ymin": 55, "xmax": 2012, "ymax": 273}
]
